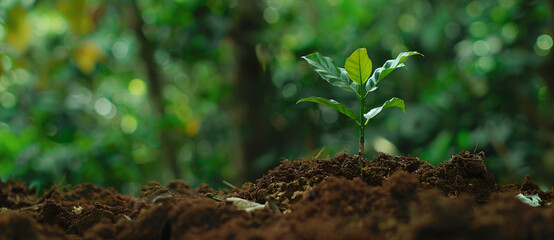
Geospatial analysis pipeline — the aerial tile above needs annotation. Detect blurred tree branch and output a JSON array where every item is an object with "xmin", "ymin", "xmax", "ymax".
[{"xmin": 128, "ymin": 1, "xmax": 181, "ymax": 180}]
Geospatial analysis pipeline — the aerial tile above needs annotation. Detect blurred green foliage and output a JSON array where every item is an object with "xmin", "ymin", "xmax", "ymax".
[{"xmin": 0, "ymin": 0, "xmax": 553, "ymax": 193}]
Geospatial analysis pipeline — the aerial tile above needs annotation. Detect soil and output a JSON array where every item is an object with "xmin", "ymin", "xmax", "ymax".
[{"xmin": 1, "ymin": 151, "xmax": 553, "ymax": 239}]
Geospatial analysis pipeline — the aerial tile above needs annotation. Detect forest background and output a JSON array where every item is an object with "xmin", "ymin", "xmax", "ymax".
[{"xmin": 0, "ymin": 0, "xmax": 553, "ymax": 194}]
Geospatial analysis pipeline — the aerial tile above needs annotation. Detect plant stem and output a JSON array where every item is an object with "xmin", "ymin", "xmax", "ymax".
[
  {"xmin": 359, "ymin": 89, "xmax": 366, "ymax": 158},
  {"xmin": 359, "ymin": 131, "xmax": 364, "ymax": 158},
  {"xmin": 359, "ymin": 111, "xmax": 365, "ymax": 158}
]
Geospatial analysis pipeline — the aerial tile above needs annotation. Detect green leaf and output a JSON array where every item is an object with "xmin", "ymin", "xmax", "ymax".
[
  {"xmin": 297, "ymin": 96, "xmax": 360, "ymax": 126},
  {"xmin": 363, "ymin": 97, "xmax": 405, "ymax": 126},
  {"xmin": 345, "ymin": 48, "xmax": 372, "ymax": 85},
  {"xmin": 365, "ymin": 51, "xmax": 423, "ymax": 95},
  {"xmin": 302, "ymin": 53, "xmax": 357, "ymax": 94}
]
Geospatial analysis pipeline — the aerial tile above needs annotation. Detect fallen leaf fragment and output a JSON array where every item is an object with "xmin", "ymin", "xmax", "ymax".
[{"xmin": 225, "ymin": 197, "xmax": 267, "ymax": 212}]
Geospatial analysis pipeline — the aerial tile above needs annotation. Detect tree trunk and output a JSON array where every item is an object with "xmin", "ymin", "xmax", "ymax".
[
  {"xmin": 130, "ymin": 2, "xmax": 181, "ymax": 180},
  {"xmin": 229, "ymin": 1, "xmax": 275, "ymax": 182}
]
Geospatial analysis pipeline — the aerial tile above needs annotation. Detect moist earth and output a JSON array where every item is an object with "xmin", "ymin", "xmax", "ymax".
[{"xmin": 0, "ymin": 151, "xmax": 553, "ymax": 239}]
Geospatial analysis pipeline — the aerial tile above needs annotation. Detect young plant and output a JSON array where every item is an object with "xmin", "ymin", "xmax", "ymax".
[{"xmin": 298, "ymin": 48, "xmax": 422, "ymax": 158}]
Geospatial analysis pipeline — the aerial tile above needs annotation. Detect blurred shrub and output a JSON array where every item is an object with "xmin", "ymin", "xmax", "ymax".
[{"xmin": 0, "ymin": 0, "xmax": 552, "ymax": 192}]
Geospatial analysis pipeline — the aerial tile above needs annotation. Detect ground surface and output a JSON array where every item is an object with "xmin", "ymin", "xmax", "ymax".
[{"xmin": 1, "ymin": 151, "xmax": 553, "ymax": 239}]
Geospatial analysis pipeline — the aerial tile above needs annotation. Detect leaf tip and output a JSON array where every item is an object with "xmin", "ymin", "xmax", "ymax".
[
  {"xmin": 301, "ymin": 52, "xmax": 319, "ymax": 60},
  {"xmin": 413, "ymin": 51, "xmax": 425, "ymax": 57}
]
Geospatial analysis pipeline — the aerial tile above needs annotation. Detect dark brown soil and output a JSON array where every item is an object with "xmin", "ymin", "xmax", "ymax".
[{"xmin": 1, "ymin": 151, "xmax": 553, "ymax": 239}]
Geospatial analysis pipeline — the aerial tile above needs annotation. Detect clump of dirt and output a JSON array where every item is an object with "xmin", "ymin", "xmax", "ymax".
[
  {"xmin": 39, "ymin": 182, "xmax": 136, "ymax": 207},
  {"xmin": 233, "ymin": 151, "xmax": 364, "ymax": 209},
  {"xmin": 0, "ymin": 210, "xmax": 68, "ymax": 240},
  {"xmin": 420, "ymin": 151, "xmax": 496, "ymax": 203},
  {"xmin": 30, "ymin": 182, "xmax": 140, "ymax": 236},
  {"xmin": 0, "ymin": 179, "xmax": 37, "ymax": 209},
  {"xmin": 404, "ymin": 190, "xmax": 554, "ymax": 239},
  {"xmin": 361, "ymin": 152, "xmax": 432, "ymax": 186},
  {"xmin": 0, "ymin": 150, "xmax": 553, "ymax": 239}
]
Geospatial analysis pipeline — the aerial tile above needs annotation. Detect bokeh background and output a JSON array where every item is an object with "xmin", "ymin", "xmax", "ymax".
[{"xmin": 0, "ymin": 0, "xmax": 553, "ymax": 194}]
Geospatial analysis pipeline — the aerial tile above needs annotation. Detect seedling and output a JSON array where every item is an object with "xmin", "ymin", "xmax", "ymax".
[{"xmin": 298, "ymin": 48, "xmax": 422, "ymax": 158}]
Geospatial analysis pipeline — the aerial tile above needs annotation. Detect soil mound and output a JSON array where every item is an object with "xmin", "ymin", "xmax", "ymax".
[{"xmin": 0, "ymin": 151, "xmax": 552, "ymax": 239}]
